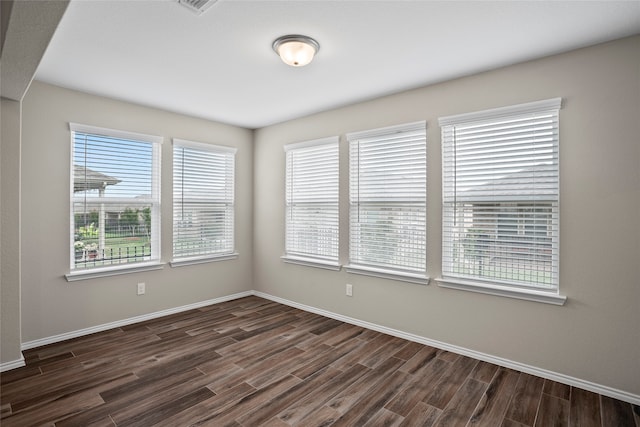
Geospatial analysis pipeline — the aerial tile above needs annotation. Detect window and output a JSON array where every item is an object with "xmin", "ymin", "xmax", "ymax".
[
  {"xmin": 346, "ymin": 122, "xmax": 427, "ymax": 283},
  {"xmin": 69, "ymin": 123, "xmax": 162, "ymax": 276},
  {"xmin": 439, "ymin": 98, "xmax": 564, "ymax": 304},
  {"xmin": 172, "ymin": 139, "xmax": 236, "ymax": 264},
  {"xmin": 283, "ymin": 137, "xmax": 339, "ymax": 269}
]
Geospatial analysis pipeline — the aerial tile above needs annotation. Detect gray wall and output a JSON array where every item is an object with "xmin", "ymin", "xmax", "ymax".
[
  {"xmin": 1, "ymin": 97, "xmax": 22, "ymax": 364},
  {"xmin": 20, "ymin": 81, "xmax": 254, "ymax": 343},
  {"xmin": 253, "ymin": 36, "xmax": 640, "ymax": 396}
]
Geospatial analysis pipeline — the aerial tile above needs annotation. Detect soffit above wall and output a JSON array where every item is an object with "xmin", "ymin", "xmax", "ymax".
[{"xmin": 0, "ymin": 0, "xmax": 69, "ymax": 101}]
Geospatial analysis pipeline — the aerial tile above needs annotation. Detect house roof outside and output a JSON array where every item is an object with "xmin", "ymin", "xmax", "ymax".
[{"xmin": 73, "ymin": 165, "xmax": 120, "ymax": 193}]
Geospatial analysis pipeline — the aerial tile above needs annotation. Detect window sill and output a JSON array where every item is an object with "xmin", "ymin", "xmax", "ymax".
[
  {"xmin": 65, "ymin": 261, "xmax": 165, "ymax": 282},
  {"xmin": 170, "ymin": 253, "xmax": 239, "ymax": 267},
  {"xmin": 435, "ymin": 277, "xmax": 567, "ymax": 305},
  {"xmin": 345, "ymin": 264, "xmax": 429, "ymax": 285},
  {"xmin": 281, "ymin": 255, "xmax": 341, "ymax": 271}
]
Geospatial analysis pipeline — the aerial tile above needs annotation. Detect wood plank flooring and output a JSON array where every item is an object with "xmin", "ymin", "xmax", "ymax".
[{"xmin": 1, "ymin": 296, "xmax": 638, "ymax": 426}]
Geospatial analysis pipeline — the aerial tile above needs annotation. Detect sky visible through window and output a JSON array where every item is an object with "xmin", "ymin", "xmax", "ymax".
[{"xmin": 73, "ymin": 132, "xmax": 153, "ymax": 198}]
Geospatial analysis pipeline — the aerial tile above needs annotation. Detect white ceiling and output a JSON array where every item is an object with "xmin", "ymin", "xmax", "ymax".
[{"xmin": 35, "ymin": 0, "xmax": 640, "ymax": 129}]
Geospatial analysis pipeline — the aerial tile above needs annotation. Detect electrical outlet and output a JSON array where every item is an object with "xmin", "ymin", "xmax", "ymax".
[
  {"xmin": 137, "ymin": 282, "xmax": 145, "ymax": 295},
  {"xmin": 346, "ymin": 283, "xmax": 353, "ymax": 297}
]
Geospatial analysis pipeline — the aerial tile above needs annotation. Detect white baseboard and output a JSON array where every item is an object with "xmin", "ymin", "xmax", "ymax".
[
  {"xmin": 12, "ymin": 289, "xmax": 639, "ymax": 406},
  {"xmin": 0, "ymin": 355, "xmax": 25, "ymax": 372},
  {"xmin": 21, "ymin": 291, "xmax": 253, "ymax": 351},
  {"xmin": 254, "ymin": 291, "xmax": 640, "ymax": 406}
]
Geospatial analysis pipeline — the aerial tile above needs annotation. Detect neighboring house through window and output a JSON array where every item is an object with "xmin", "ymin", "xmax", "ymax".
[
  {"xmin": 282, "ymin": 136, "xmax": 340, "ymax": 270},
  {"xmin": 69, "ymin": 123, "xmax": 162, "ymax": 275},
  {"xmin": 346, "ymin": 122, "xmax": 427, "ymax": 284},
  {"xmin": 439, "ymin": 98, "xmax": 565, "ymax": 304},
  {"xmin": 172, "ymin": 139, "xmax": 237, "ymax": 265}
]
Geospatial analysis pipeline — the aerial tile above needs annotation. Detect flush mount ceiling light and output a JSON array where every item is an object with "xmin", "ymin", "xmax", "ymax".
[{"xmin": 272, "ymin": 35, "xmax": 320, "ymax": 67}]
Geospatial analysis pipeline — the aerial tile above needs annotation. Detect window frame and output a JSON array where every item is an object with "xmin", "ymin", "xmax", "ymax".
[
  {"xmin": 345, "ymin": 121, "xmax": 428, "ymax": 284},
  {"xmin": 170, "ymin": 138, "xmax": 238, "ymax": 267},
  {"xmin": 281, "ymin": 136, "xmax": 341, "ymax": 270},
  {"xmin": 66, "ymin": 123, "xmax": 163, "ymax": 282},
  {"xmin": 437, "ymin": 98, "xmax": 566, "ymax": 305}
]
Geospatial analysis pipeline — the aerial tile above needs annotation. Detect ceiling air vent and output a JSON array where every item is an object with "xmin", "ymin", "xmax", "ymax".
[{"xmin": 177, "ymin": 0, "xmax": 218, "ymax": 15}]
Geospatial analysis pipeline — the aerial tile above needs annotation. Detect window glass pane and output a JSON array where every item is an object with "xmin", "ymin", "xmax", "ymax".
[
  {"xmin": 440, "ymin": 100, "xmax": 560, "ymax": 290},
  {"xmin": 73, "ymin": 203, "xmax": 153, "ymax": 268},
  {"xmin": 173, "ymin": 141, "xmax": 235, "ymax": 259},
  {"xmin": 71, "ymin": 125, "xmax": 161, "ymax": 271},
  {"xmin": 443, "ymin": 202, "xmax": 557, "ymax": 288},
  {"xmin": 73, "ymin": 135, "xmax": 153, "ymax": 197},
  {"xmin": 349, "ymin": 122, "xmax": 427, "ymax": 274},
  {"xmin": 350, "ymin": 204, "xmax": 425, "ymax": 271},
  {"xmin": 285, "ymin": 138, "xmax": 339, "ymax": 262}
]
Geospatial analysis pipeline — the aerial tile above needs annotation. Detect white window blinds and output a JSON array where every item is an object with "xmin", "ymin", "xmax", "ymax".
[
  {"xmin": 440, "ymin": 98, "xmax": 561, "ymax": 291},
  {"xmin": 348, "ymin": 122, "xmax": 427, "ymax": 277},
  {"xmin": 70, "ymin": 123, "xmax": 162, "ymax": 271},
  {"xmin": 284, "ymin": 137, "xmax": 339, "ymax": 265},
  {"xmin": 173, "ymin": 139, "xmax": 236, "ymax": 260}
]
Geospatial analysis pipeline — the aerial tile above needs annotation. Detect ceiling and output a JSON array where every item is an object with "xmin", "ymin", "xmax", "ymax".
[{"xmin": 33, "ymin": 0, "xmax": 640, "ymax": 129}]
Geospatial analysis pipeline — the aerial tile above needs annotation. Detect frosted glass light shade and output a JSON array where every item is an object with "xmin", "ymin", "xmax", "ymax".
[{"xmin": 272, "ymin": 35, "xmax": 319, "ymax": 67}]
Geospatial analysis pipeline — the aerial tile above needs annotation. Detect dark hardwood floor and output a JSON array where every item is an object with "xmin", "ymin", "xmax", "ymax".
[{"xmin": 1, "ymin": 296, "xmax": 638, "ymax": 426}]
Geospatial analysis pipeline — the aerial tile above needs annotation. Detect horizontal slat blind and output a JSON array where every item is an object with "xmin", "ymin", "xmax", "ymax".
[
  {"xmin": 71, "ymin": 124, "xmax": 161, "ymax": 270},
  {"xmin": 73, "ymin": 134, "xmax": 156, "ymax": 199},
  {"xmin": 349, "ymin": 122, "xmax": 426, "ymax": 273},
  {"xmin": 440, "ymin": 99, "xmax": 560, "ymax": 290},
  {"xmin": 285, "ymin": 137, "xmax": 339, "ymax": 262},
  {"xmin": 173, "ymin": 140, "xmax": 236, "ymax": 259}
]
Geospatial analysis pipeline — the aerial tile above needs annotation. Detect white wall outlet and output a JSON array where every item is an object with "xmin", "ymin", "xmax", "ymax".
[
  {"xmin": 346, "ymin": 283, "xmax": 353, "ymax": 297},
  {"xmin": 137, "ymin": 282, "xmax": 145, "ymax": 295}
]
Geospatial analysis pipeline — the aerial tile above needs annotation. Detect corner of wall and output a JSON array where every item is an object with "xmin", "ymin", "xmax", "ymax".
[
  {"xmin": 1, "ymin": 97, "xmax": 23, "ymax": 365},
  {"xmin": 249, "ymin": 128, "xmax": 257, "ymax": 291}
]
